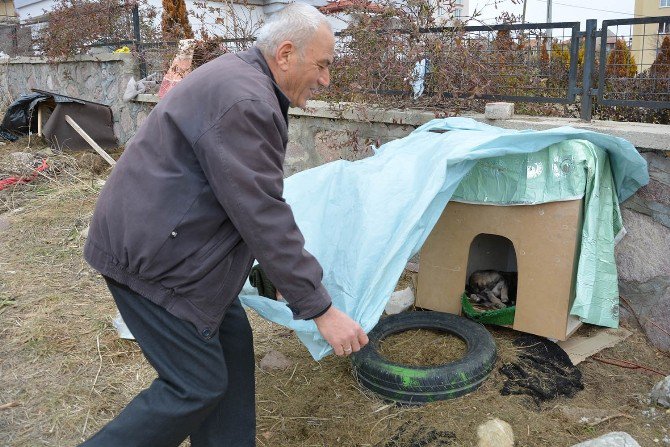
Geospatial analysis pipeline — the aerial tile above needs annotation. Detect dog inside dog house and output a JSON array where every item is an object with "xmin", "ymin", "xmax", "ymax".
[
  {"xmin": 416, "ymin": 199, "xmax": 584, "ymax": 341},
  {"xmin": 464, "ymin": 233, "xmax": 519, "ymax": 309}
]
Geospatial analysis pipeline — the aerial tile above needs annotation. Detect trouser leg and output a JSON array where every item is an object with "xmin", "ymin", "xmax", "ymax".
[
  {"xmin": 190, "ymin": 298, "xmax": 256, "ymax": 447},
  {"xmin": 79, "ymin": 279, "xmax": 239, "ymax": 447}
]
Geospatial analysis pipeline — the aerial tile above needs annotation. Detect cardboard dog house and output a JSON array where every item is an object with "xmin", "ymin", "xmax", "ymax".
[{"xmin": 416, "ymin": 199, "xmax": 584, "ymax": 341}]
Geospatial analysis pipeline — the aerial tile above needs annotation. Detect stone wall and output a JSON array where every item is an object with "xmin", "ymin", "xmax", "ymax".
[
  {"xmin": 285, "ymin": 114, "xmax": 415, "ymax": 176},
  {"xmin": 616, "ymin": 151, "xmax": 670, "ymax": 352},
  {"xmin": 0, "ymin": 53, "xmax": 154, "ymax": 145}
]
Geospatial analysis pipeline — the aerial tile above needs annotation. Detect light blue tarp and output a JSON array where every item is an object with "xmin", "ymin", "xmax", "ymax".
[{"xmin": 239, "ymin": 118, "xmax": 649, "ymax": 360}]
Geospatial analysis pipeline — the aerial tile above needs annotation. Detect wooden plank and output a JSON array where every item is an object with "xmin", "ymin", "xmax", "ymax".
[
  {"xmin": 64, "ymin": 115, "xmax": 116, "ymax": 167},
  {"xmin": 37, "ymin": 104, "xmax": 43, "ymax": 137}
]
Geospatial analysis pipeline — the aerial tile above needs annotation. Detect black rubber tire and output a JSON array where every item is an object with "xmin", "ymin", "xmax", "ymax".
[{"xmin": 350, "ymin": 311, "xmax": 497, "ymax": 405}]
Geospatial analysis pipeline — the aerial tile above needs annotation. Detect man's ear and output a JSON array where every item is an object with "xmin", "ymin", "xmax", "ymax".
[{"xmin": 275, "ymin": 40, "xmax": 295, "ymax": 72}]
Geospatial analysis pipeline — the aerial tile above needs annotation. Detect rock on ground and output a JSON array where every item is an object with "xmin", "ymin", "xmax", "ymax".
[
  {"xmin": 651, "ymin": 375, "xmax": 670, "ymax": 408},
  {"xmin": 476, "ymin": 418, "xmax": 514, "ymax": 447},
  {"xmin": 259, "ymin": 350, "xmax": 293, "ymax": 371},
  {"xmin": 385, "ymin": 287, "xmax": 415, "ymax": 315},
  {"xmin": 1, "ymin": 151, "xmax": 34, "ymax": 176},
  {"xmin": 484, "ymin": 102, "xmax": 515, "ymax": 120},
  {"xmin": 570, "ymin": 432, "xmax": 641, "ymax": 447}
]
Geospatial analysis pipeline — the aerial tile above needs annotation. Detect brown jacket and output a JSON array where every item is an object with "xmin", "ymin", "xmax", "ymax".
[{"xmin": 84, "ymin": 48, "xmax": 331, "ymax": 339}]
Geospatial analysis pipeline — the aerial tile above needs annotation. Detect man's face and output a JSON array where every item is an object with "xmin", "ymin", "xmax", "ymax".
[{"xmin": 282, "ymin": 24, "xmax": 335, "ymax": 108}]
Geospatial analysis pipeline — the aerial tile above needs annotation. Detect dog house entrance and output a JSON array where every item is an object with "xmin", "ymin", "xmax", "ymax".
[
  {"xmin": 465, "ymin": 233, "xmax": 518, "ymax": 313},
  {"xmin": 466, "ymin": 233, "xmax": 517, "ymax": 278}
]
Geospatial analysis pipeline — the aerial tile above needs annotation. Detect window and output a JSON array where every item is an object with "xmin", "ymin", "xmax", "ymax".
[
  {"xmin": 661, "ymin": 0, "xmax": 670, "ymax": 7},
  {"xmin": 661, "ymin": 21, "xmax": 670, "ymax": 34}
]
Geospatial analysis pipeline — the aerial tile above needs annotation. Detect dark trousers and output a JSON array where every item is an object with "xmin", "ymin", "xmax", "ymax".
[{"xmin": 79, "ymin": 278, "xmax": 256, "ymax": 447}]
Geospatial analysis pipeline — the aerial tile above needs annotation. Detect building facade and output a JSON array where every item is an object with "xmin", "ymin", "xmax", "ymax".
[
  {"xmin": 434, "ymin": 0, "xmax": 468, "ymax": 24},
  {"xmin": 631, "ymin": 0, "xmax": 670, "ymax": 70},
  {"xmin": 1, "ymin": 0, "xmax": 16, "ymax": 19},
  {"xmin": 0, "ymin": 0, "xmax": 18, "ymax": 55}
]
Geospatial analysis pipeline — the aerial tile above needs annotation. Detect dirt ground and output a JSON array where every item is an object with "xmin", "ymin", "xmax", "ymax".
[{"xmin": 1, "ymin": 137, "xmax": 669, "ymax": 447}]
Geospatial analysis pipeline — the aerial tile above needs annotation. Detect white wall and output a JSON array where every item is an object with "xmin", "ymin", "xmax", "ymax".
[
  {"xmin": 186, "ymin": 0, "xmax": 266, "ymax": 38},
  {"xmin": 14, "ymin": 0, "xmax": 50, "ymax": 19},
  {"xmin": 433, "ymin": 0, "xmax": 469, "ymax": 24}
]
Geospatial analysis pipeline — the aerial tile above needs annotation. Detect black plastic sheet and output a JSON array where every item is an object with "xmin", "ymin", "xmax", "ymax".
[{"xmin": 0, "ymin": 93, "xmax": 51, "ymax": 141}]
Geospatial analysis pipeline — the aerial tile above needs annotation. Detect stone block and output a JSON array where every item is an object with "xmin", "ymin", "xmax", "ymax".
[
  {"xmin": 651, "ymin": 375, "xmax": 670, "ymax": 408},
  {"xmin": 622, "ymin": 152, "xmax": 670, "ymax": 229},
  {"xmin": 643, "ymin": 285, "xmax": 670, "ymax": 352},
  {"xmin": 615, "ymin": 209, "xmax": 670, "ymax": 283},
  {"xmin": 619, "ymin": 278, "xmax": 670, "ymax": 352},
  {"xmin": 638, "ymin": 176, "xmax": 670, "ymax": 209},
  {"xmin": 284, "ymin": 141, "xmax": 311, "ymax": 177},
  {"xmin": 385, "ymin": 287, "xmax": 415, "ymax": 315},
  {"xmin": 259, "ymin": 350, "xmax": 292, "ymax": 371},
  {"xmin": 484, "ymin": 102, "xmax": 514, "ymax": 120},
  {"xmin": 570, "ymin": 432, "xmax": 640, "ymax": 447},
  {"xmin": 314, "ymin": 129, "xmax": 347, "ymax": 163},
  {"xmin": 476, "ymin": 418, "xmax": 514, "ymax": 447}
]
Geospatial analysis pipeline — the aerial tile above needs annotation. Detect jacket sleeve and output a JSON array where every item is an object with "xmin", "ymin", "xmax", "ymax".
[{"xmin": 193, "ymin": 99, "xmax": 332, "ymax": 320}]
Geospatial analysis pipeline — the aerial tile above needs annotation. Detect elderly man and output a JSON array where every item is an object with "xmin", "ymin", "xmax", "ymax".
[{"xmin": 79, "ymin": 4, "xmax": 368, "ymax": 446}]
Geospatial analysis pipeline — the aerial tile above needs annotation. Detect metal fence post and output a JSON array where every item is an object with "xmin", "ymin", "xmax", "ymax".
[
  {"xmin": 132, "ymin": 4, "xmax": 147, "ymax": 79},
  {"xmin": 580, "ymin": 19, "xmax": 597, "ymax": 121},
  {"xmin": 11, "ymin": 23, "xmax": 19, "ymax": 56}
]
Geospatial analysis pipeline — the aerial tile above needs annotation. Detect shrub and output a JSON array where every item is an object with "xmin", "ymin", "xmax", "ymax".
[
  {"xmin": 323, "ymin": 0, "xmax": 534, "ymax": 112},
  {"xmin": 650, "ymin": 35, "xmax": 670, "ymax": 80},
  {"xmin": 596, "ymin": 36, "xmax": 670, "ymax": 124},
  {"xmin": 36, "ymin": 0, "xmax": 158, "ymax": 59},
  {"xmin": 606, "ymin": 39, "xmax": 637, "ymax": 78},
  {"xmin": 161, "ymin": 0, "xmax": 193, "ymax": 41}
]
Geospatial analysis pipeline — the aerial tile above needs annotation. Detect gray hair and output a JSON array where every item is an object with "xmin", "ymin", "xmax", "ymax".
[{"xmin": 256, "ymin": 3, "xmax": 332, "ymax": 58}]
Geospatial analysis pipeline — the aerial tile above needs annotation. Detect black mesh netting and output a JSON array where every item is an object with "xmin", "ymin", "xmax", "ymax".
[{"xmin": 499, "ymin": 334, "xmax": 584, "ymax": 404}]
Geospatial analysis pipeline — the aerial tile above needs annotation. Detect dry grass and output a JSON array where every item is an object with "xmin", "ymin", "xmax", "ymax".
[
  {"xmin": 1, "ymin": 138, "xmax": 669, "ymax": 446},
  {"xmin": 379, "ymin": 329, "xmax": 467, "ymax": 366}
]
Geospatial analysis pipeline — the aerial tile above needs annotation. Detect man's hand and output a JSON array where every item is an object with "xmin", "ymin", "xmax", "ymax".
[{"xmin": 314, "ymin": 306, "xmax": 369, "ymax": 357}]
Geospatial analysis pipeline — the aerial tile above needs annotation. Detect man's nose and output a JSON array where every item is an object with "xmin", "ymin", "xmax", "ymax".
[{"xmin": 319, "ymin": 68, "xmax": 330, "ymax": 87}]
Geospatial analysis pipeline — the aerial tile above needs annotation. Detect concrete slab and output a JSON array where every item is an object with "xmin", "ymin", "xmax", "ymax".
[{"xmin": 292, "ymin": 101, "xmax": 670, "ymax": 152}]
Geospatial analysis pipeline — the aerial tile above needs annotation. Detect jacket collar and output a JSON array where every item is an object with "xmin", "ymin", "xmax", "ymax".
[{"xmin": 236, "ymin": 47, "xmax": 290, "ymax": 124}]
